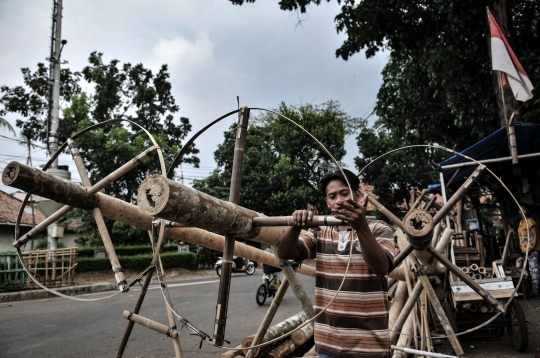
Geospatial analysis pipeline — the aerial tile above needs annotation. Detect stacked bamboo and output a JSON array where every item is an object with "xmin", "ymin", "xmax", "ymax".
[
  {"xmin": 219, "ymin": 312, "xmax": 314, "ymax": 358},
  {"xmin": 460, "ymin": 264, "xmax": 491, "ymax": 280}
]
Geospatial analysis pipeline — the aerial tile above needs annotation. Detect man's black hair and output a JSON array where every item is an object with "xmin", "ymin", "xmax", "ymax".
[{"xmin": 318, "ymin": 169, "xmax": 360, "ymax": 196}]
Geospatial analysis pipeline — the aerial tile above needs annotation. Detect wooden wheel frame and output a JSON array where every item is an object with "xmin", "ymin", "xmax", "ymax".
[{"xmin": 5, "ymin": 109, "xmax": 533, "ymax": 357}]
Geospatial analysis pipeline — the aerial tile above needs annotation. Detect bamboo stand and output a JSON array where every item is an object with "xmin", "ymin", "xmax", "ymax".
[{"xmin": 214, "ymin": 107, "xmax": 250, "ymax": 346}]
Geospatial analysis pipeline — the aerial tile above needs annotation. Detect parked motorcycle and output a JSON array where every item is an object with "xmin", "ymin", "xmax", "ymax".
[{"xmin": 215, "ymin": 257, "xmax": 255, "ymax": 276}]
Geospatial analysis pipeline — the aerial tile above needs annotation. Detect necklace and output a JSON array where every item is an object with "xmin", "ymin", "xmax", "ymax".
[{"xmin": 335, "ymin": 227, "xmax": 352, "ymax": 251}]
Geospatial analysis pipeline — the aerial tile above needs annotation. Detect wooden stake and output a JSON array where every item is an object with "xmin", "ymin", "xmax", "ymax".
[
  {"xmin": 213, "ymin": 106, "xmax": 250, "ymax": 346},
  {"xmin": 245, "ymin": 276, "xmax": 291, "ymax": 358}
]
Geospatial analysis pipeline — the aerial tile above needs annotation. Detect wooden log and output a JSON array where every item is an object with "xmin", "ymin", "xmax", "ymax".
[
  {"xmin": 290, "ymin": 322, "xmax": 314, "ymax": 346},
  {"xmin": 242, "ymin": 312, "xmax": 306, "ymax": 355},
  {"xmin": 2, "ymin": 162, "xmax": 315, "ymax": 277},
  {"xmin": 265, "ymin": 339, "xmax": 296, "ymax": 358},
  {"xmin": 2, "ymin": 161, "xmax": 98, "ymax": 210}
]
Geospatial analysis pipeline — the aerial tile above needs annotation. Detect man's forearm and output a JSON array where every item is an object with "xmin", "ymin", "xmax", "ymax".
[
  {"xmin": 277, "ymin": 226, "xmax": 302, "ymax": 259},
  {"xmin": 356, "ymin": 228, "xmax": 389, "ymax": 277}
]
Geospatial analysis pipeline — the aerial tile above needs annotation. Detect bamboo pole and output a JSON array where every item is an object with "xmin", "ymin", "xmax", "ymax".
[
  {"xmin": 432, "ymin": 165, "xmax": 486, "ymax": 225},
  {"xmin": 116, "ymin": 267, "xmax": 155, "ymax": 358},
  {"xmin": 213, "ymin": 106, "xmax": 250, "ymax": 346},
  {"xmin": 417, "ymin": 273, "xmax": 464, "ymax": 356},
  {"xmin": 392, "ymin": 307, "xmax": 415, "ymax": 358},
  {"xmin": 245, "ymin": 276, "xmax": 291, "ymax": 358},
  {"xmin": 68, "ymin": 138, "xmax": 128, "ymax": 291},
  {"xmin": 388, "ymin": 281, "xmax": 407, "ymax": 329},
  {"xmin": 242, "ymin": 312, "xmax": 306, "ymax": 355},
  {"xmin": 3, "ymin": 162, "xmax": 315, "ymax": 277},
  {"xmin": 271, "ymin": 247, "xmax": 316, "ymax": 321},
  {"xmin": 122, "ymin": 311, "xmax": 179, "ymax": 338},
  {"xmin": 390, "ymin": 280, "xmax": 423, "ymax": 345}
]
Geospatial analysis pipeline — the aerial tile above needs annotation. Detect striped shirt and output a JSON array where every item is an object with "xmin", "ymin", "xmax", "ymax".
[{"xmin": 297, "ymin": 220, "xmax": 395, "ymax": 358}]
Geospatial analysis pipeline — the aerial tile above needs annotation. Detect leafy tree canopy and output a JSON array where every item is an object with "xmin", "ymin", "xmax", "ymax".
[
  {"xmin": 193, "ymin": 101, "xmax": 361, "ymax": 216},
  {"xmin": 229, "ymin": 0, "xmax": 540, "ymax": 210},
  {"xmin": 1, "ymin": 52, "xmax": 200, "ymax": 245}
]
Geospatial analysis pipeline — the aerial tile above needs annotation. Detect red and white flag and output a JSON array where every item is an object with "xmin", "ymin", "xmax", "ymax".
[{"xmin": 488, "ymin": 9, "xmax": 534, "ymax": 102}]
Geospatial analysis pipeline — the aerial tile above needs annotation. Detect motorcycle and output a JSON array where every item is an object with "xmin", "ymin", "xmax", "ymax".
[{"xmin": 215, "ymin": 257, "xmax": 256, "ymax": 276}]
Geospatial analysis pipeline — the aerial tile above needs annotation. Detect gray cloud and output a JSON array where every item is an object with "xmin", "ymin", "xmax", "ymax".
[{"xmin": 0, "ymin": 0, "xmax": 386, "ymax": 192}]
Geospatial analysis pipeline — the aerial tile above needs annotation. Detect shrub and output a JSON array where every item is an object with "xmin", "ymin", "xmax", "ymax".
[
  {"xmin": 76, "ymin": 244, "xmax": 178, "ymax": 258},
  {"xmin": 75, "ymin": 252, "xmax": 197, "ymax": 272}
]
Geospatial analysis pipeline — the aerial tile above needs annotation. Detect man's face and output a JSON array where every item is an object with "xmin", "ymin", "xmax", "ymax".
[{"xmin": 324, "ymin": 179, "xmax": 358, "ymax": 210}]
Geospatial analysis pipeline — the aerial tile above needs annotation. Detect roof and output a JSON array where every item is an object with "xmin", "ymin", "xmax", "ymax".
[
  {"xmin": 0, "ymin": 190, "xmax": 46, "ymax": 226},
  {"xmin": 439, "ymin": 123, "xmax": 540, "ymax": 189}
]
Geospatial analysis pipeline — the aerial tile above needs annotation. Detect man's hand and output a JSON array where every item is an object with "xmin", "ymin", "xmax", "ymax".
[
  {"xmin": 292, "ymin": 210, "xmax": 320, "ymax": 230},
  {"xmin": 331, "ymin": 194, "xmax": 370, "ymax": 231}
]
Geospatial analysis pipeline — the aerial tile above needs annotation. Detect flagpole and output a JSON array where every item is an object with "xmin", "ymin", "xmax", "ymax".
[{"xmin": 489, "ymin": 7, "xmax": 519, "ymax": 167}]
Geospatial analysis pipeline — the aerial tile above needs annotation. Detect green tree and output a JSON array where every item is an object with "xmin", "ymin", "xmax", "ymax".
[
  {"xmin": 229, "ymin": 0, "xmax": 540, "ymax": 210},
  {"xmin": 193, "ymin": 101, "xmax": 360, "ymax": 215},
  {"xmin": 1, "ymin": 52, "xmax": 200, "ymax": 246}
]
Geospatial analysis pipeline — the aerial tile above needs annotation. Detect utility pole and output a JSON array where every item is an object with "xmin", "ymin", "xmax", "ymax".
[{"xmin": 43, "ymin": 0, "xmax": 70, "ymax": 256}]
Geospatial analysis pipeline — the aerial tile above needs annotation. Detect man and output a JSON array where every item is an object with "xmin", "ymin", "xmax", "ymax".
[
  {"xmin": 277, "ymin": 169, "xmax": 395, "ymax": 358},
  {"xmin": 518, "ymin": 204, "xmax": 539, "ymax": 296}
]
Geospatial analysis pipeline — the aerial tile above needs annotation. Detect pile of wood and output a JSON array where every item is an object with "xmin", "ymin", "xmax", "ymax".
[
  {"xmin": 460, "ymin": 264, "xmax": 492, "ymax": 280},
  {"xmin": 219, "ymin": 312, "xmax": 314, "ymax": 358}
]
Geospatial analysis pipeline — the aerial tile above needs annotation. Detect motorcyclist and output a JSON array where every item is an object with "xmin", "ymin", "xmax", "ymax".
[{"xmin": 233, "ymin": 255, "xmax": 245, "ymax": 270}]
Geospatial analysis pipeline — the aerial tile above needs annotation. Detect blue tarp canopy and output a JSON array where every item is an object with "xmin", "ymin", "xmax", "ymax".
[{"xmin": 439, "ymin": 123, "xmax": 540, "ymax": 190}]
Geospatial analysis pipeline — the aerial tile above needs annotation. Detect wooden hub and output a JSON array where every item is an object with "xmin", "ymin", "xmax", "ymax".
[{"xmin": 403, "ymin": 208, "xmax": 434, "ymax": 250}]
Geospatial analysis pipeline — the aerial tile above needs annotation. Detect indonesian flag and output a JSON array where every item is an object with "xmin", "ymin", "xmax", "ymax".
[{"xmin": 488, "ymin": 9, "xmax": 534, "ymax": 102}]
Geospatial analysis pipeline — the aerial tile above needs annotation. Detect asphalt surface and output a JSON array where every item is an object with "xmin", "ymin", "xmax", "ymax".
[{"xmin": 0, "ymin": 273, "xmax": 315, "ymax": 358}]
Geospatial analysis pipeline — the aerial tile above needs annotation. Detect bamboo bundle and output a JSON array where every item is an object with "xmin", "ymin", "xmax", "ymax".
[
  {"xmin": 478, "ymin": 267, "xmax": 486, "ymax": 275},
  {"xmin": 475, "ymin": 273, "xmax": 483, "ymax": 280},
  {"xmin": 470, "ymin": 263, "xmax": 479, "ymax": 271},
  {"xmin": 241, "ymin": 312, "xmax": 306, "ymax": 354},
  {"xmin": 484, "ymin": 272, "xmax": 492, "ymax": 278},
  {"xmin": 461, "ymin": 267, "xmax": 469, "ymax": 274},
  {"xmin": 2, "ymin": 162, "xmax": 315, "ymax": 277}
]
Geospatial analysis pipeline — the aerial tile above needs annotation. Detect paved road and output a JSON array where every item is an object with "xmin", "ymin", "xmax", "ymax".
[{"xmin": 0, "ymin": 273, "xmax": 315, "ymax": 358}]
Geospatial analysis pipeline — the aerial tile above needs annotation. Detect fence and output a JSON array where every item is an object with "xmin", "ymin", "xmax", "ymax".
[
  {"xmin": 0, "ymin": 248, "xmax": 77, "ymax": 290},
  {"xmin": 0, "ymin": 252, "xmax": 27, "ymax": 290}
]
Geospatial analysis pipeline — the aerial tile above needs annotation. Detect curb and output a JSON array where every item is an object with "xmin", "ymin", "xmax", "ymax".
[{"xmin": 0, "ymin": 282, "xmax": 116, "ymax": 302}]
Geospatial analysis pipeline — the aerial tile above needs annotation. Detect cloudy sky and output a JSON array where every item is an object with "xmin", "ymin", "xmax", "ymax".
[{"xmin": 0, "ymin": 0, "xmax": 387, "ymax": 193}]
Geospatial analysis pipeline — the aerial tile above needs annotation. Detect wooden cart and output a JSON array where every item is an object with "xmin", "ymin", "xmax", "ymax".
[{"xmin": 444, "ymin": 261, "xmax": 528, "ymax": 351}]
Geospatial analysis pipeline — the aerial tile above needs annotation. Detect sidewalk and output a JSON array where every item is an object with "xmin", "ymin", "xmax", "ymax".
[
  {"xmin": 0, "ymin": 267, "xmax": 219, "ymax": 302},
  {"xmin": 0, "ymin": 282, "xmax": 116, "ymax": 302}
]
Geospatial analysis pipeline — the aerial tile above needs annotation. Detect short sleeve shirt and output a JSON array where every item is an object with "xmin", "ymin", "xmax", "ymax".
[{"xmin": 296, "ymin": 220, "xmax": 395, "ymax": 358}]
